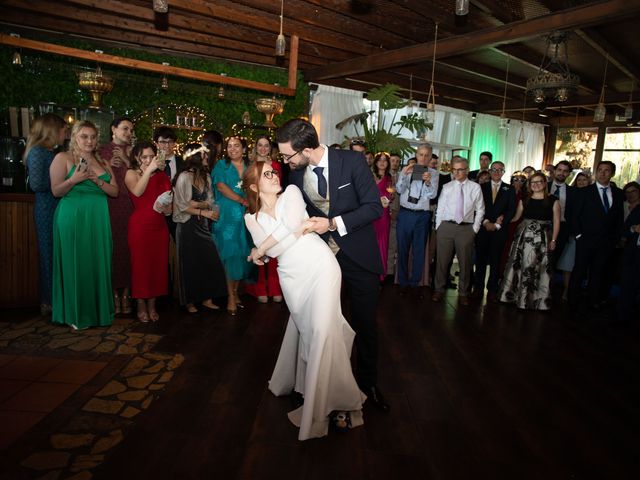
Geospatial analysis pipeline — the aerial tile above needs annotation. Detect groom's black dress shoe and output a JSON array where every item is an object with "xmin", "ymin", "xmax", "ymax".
[
  {"xmin": 364, "ymin": 386, "xmax": 390, "ymax": 412},
  {"xmin": 290, "ymin": 390, "xmax": 304, "ymax": 409}
]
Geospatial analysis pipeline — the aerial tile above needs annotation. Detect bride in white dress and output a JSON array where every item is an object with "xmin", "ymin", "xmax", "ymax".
[{"xmin": 243, "ymin": 161, "xmax": 365, "ymax": 441}]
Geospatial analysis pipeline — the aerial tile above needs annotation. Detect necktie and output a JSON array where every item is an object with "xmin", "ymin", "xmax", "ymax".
[
  {"xmin": 313, "ymin": 166, "xmax": 327, "ymax": 198},
  {"xmin": 554, "ymin": 185, "xmax": 561, "ymax": 196},
  {"xmin": 601, "ymin": 187, "xmax": 610, "ymax": 213},
  {"xmin": 491, "ymin": 183, "xmax": 498, "ymax": 202},
  {"xmin": 164, "ymin": 161, "xmax": 172, "ymax": 179},
  {"xmin": 455, "ymin": 183, "xmax": 464, "ymax": 223}
]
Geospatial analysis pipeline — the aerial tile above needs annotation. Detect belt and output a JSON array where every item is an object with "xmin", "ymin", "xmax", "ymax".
[
  {"xmin": 400, "ymin": 206, "xmax": 429, "ymax": 213},
  {"xmin": 444, "ymin": 220, "xmax": 472, "ymax": 225}
]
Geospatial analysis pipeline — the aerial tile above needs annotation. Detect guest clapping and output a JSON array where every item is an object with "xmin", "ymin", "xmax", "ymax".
[
  {"xmin": 124, "ymin": 142, "xmax": 172, "ymax": 323},
  {"xmin": 50, "ymin": 120, "xmax": 118, "ymax": 329}
]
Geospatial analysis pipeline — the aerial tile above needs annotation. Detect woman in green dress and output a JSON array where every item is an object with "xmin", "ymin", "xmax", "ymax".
[
  {"xmin": 50, "ymin": 120, "xmax": 119, "ymax": 329},
  {"xmin": 212, "ymin": 136, "xmax": 253, "ymax": 314}
]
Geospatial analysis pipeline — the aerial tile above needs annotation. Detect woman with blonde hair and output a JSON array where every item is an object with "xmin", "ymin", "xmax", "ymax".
[
  {"xmin": 50, "ymin": 120, "xmax": 118, "ymax": 329},
  {"xmin": 24, "ymin": 113, "xmax": 67, "ymax": 316}
]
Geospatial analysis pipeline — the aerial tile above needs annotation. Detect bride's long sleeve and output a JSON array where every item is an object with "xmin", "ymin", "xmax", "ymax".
[{"xmin": 270, "ymin": 185, "xmax": 307, "ymax": 243}]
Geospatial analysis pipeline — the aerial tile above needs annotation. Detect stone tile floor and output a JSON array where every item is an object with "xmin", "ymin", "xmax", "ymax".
[{"xmin": 0, "ymin": 316, "xmax": 183, "ymax": 479}]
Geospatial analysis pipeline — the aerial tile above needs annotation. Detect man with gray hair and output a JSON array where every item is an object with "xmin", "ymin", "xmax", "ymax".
[
  {"xmin": 432, "ymin": 157, "xmax": 484, "ymax": 305},
  {"xmin": 395, "ymin": 143, "xmax": 438, "ymax": 295}
]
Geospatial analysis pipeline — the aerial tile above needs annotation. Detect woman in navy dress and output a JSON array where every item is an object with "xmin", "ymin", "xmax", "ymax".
[{"xmin": 24, "ymin": 113, "xmax": 67, "ymax": 316}]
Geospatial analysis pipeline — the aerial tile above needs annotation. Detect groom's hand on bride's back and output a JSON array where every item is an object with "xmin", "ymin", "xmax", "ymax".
[{"xmin": 303, "ymin": 217, "xmax": 330, "ymax": 235}]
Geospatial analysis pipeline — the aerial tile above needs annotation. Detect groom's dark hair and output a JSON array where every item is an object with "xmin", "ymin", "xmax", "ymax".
[{"xmin": 276, "ymin": 118, "xmax": 320, "ymax": 151}]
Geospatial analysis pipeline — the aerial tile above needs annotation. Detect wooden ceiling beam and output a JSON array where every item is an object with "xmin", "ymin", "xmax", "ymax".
[
  {"xmin": 169, "ymin": 0, "xmax": 383, "ymax": 55},
  {"xmin": 575, "ymin": 27, "xmax": 640, "ymax": 85},
  {"xmin": 59, "ymin": 0, "xmax": 346, "ymax": 63},
  {"xmin": 306, "ymin": 0, "xmax": 640, "ymax": 81},
  {"xmin": 0, "ymin": 32, "xmax": 299, "ymax": 95},
  {"xmin": 437, "ymin": 58, "xmax": 528, "ymax": 90},
  {"xmin": 229, "ymin": 0, "xmax": 411, "ymax": 50}
]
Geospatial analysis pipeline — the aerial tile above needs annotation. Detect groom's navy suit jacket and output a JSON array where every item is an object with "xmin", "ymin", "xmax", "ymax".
[{"xmin": 289, "ymin": 148, "xmax": 384, "ymax": 275}]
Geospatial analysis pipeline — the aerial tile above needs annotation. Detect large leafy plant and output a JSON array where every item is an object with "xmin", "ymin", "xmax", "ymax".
[{"xmin": 335, "ymin": 83, "xmax": 432, "ymax": 157}]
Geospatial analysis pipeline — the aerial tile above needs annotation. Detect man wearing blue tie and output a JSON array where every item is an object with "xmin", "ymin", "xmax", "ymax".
[{"xmin": 569, "ymin": 161, "xmax": 624, "ymax": 312}]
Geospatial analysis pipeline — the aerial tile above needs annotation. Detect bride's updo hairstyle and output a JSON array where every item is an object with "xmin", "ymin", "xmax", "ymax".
[{"xmin": 242, "ymin": 160, "xmax": 266, "ymax": 215}]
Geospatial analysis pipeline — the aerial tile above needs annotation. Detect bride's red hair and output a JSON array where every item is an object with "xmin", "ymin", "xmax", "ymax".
[{"xmin": 242, "ymin": 161, "xmax": 266, "ymax": 215}]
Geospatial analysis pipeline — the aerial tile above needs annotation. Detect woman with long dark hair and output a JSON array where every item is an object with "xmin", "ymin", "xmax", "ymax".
[
  {"xmin": 99, "ymin": 117, "xmax": 135, "ymax": 316},
  {"xmin": 243, "ymin": 161, "xmax": 365, "ymax": 441},
  {"xmin": 499, "ymin": 172, "xmax": 561, "ymax": 310},
  {"xmin": 173, "ymin": 143, "xmax": 227, "ymax": 314},
  {"xmin": 372, "ymin": 152, "xmax": 393, "ymax": 280},
  {"xmin": 212, "ymin": 136, "xmax": 252, "ymax": 314},
  {"xmin": 125, "ymin": 141, "xmax": 172, "ymax": 322},
  {"xmin": 50, "ymin": 120, "xmax": 118, "ymax": 329},
  {"xmin": 24, "ymin": 113, "xmax": 67, "ymax": 315}
]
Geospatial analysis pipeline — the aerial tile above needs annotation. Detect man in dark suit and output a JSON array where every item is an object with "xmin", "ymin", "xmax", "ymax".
[
  {"xmin": 468, "ymin": 151, "xmax": 492, "ymax": 181},
  {"xmin": 618, "ymin": 204, "xmax": 640, "ymax": 321},
  {"xmin": 472, "ymin": 161, "xmax": 516, "ymax": 302},
  {"xmin": 154, "ymin": 126, "xmax": 184, "ymax": 240},
  {"xmin": 569, "ymin": 161, "xmax": 624, "ymax": 311},
  {"xmin": 547, "ymin": 160, "xmax": 576, "ymax": 269},
  {"xmin": 276, "ymin": 119, "xmax": 389, "ymax": 412}
]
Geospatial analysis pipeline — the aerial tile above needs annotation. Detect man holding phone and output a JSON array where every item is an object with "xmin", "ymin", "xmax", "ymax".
[{"xmin": 395, "ymin": 143, "xmax": 438, "ymax": 295}]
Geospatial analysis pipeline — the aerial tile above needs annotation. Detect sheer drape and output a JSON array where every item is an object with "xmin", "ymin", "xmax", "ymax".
[
  {"xmin": 309, "ymin": 84, "xmax": 364, "ymax": 146},
  {"xmin": 471, "ymin": 113, "xmax": 544, "ymax": 176}
]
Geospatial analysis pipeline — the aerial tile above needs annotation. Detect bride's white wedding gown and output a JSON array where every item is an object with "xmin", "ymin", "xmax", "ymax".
[{"xmin": 245, "ymin": 185, "xmax": 365, "ymax": 440}]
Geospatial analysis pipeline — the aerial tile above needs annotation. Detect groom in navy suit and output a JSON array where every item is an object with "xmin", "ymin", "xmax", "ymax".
[{"xmin": 276, "ymin": 119, "xmax": 389, "ymax": 412}]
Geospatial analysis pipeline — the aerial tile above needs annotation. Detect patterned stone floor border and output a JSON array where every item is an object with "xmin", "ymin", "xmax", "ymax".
[{"xmin": 0, "ymin": 317, "xmax": 183, "ymax": 479}]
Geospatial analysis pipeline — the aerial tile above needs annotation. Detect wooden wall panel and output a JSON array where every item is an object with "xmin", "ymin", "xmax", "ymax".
[{"xmin": 0, "ymin": 195, "xmax": 39, "ymax": 308}]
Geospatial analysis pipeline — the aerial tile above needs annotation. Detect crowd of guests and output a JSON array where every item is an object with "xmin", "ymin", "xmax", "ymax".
[
  {"xmin": 24, "ymin": 113, "xmax": 640, "ymax": 329},
  {"xmin": 24, "ymin": 114, "xmax": 287, "ymax": 329}
]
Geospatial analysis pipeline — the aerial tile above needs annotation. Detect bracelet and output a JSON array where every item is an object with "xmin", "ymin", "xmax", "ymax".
[
  {"xmin": 550, "ymin": 239, "xmax": 556, "ymax": 242},
  {"xmin": 98, "ymin": 180, "xmax": 104, "ymax": 188}
]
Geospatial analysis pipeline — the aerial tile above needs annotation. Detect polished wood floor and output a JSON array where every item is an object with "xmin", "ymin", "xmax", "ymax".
[
  {"xmin": 2, "ymin": 283, "xmax": 639, "ymax": 479},
  {"xmin": 88, "ymin": 284, "xmax": 639, "ymax": 480}
]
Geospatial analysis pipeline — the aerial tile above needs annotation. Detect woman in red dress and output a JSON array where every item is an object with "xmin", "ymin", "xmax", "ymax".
[
  {"xmin": 372, "ymin": 153, "xmax": 393, "ymax": 281},
  {"xmin": 99, "ymin": 117, "xmax": 134, "ymax": 315},
  {"xmin": 245, "ymin": 135, "xmax": 283, "ymax": 304},
  {"xmin": 125, "ymin": 141, "xmax": 172, "ymax": 323}
]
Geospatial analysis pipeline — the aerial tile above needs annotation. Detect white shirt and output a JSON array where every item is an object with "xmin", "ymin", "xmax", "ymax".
[
  {"xmin": 595, "ymin": 181, "xmax": 613, "ymax": 209},
  {"xmin": 306, "ymin": 145, "xmax": 347, "ymax": 236},
  {"xmin": 551, "ymin": 181, "xmax": 567, "ymax": 221},
  {"xmin": 435, "ymin": 179, "xmax": 485, "ymax": 233}
]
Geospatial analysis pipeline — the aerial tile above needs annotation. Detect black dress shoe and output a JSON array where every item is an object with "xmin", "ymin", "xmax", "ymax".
[
  {"xmin": 290, "ymin": 390, "xmax": 304, "ymax": 409},
  {"xmin": 364, "ymin": 386, "xmax": 390, "ymax": 412}
]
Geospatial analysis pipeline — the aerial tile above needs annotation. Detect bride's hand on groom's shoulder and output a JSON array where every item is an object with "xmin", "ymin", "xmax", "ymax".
[{"xmin": 303, "ymin": 217, "xmax": 329, "ymax": 235}]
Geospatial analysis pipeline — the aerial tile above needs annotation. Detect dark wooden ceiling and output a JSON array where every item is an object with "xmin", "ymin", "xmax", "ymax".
[{"xmin": 2, "ymin": 0, "xmax": 639, "ymax": 126}]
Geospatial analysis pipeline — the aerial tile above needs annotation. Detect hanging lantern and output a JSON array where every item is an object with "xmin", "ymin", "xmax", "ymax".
[
  {"xmin": 455, "ymin": 0, "xmax": 469, "ymax": 16},
  {"xmin": 593, "ymin": 103, "xmax": 606, "ymax": 123}
]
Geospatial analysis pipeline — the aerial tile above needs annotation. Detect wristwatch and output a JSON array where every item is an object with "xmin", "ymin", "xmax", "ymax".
[{"xmin": 328, "ymin": 217, "xmax": 337, "ymax": 232}]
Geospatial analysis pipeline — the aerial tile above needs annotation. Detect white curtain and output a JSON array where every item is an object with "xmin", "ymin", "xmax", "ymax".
[
  {"xmin": 309, "ymin": 84, "xmax": 364, "ymax": 146},
  {"xmin": 471, "ymin": 113, "xmax": 545, "ymax": 177}
]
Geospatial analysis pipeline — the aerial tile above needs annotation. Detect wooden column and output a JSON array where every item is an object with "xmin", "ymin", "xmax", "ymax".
[
  {"xmin": 593, "ymin": 125, "xmax": 608, "ymax": 170},
  {"xmin": 543, "ymin": 125, "xmax": 557, "ymax": 167}
]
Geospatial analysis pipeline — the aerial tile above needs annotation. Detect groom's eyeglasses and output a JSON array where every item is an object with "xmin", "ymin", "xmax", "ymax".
[
  {"xmin": 279, "ymin": 150, "xmax": 302, "ymax": 163},
  {"xmin": 263, "ymin": 170, "xmax": 279, "ymax": 179}
]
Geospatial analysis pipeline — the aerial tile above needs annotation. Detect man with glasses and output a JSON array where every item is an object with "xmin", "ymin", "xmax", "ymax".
[
  {"xmin": 472, "ymin": 161, "xmax": 516, "ymax": 303},
  {"xmin": 153, "ymin": 126, "xmax": 183, "ymax": 182},
  {"xmin": 276, "ymin": 119, "xmax": 389, "ymax": 412},
  {"xmin": 432, "ymin": 157, "xmax": 484, "ymax": 305},
  {"xmin": 395, "ymin": 143, "xmax": 438, "ymax": 295},
  {"xmin": 548, "ymin": 160, "xmax": 576, "ymax": 269},
  {"xmin": 349, "ymin": 139, "xmax": 366, "ymax": 153}
]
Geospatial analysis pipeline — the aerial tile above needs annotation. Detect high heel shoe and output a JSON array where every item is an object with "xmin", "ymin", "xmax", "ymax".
[
  {"xmin": 234, "ymin": 293, "xmax": 245, "ymax": 309},
  {"xmin": 122, "ymin": 295, "xmax": 132, "ymax": 315},
  {"xmin": 113, "ymin": 294, "xmax": 121, "ymax": 315}
]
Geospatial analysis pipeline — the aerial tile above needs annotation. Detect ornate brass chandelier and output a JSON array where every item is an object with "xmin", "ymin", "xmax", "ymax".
[{"xmin": 526, "ymin": 31, "xmax": 580, "ymax": 104}]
